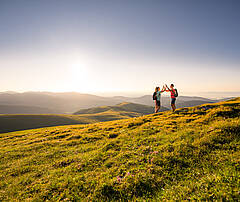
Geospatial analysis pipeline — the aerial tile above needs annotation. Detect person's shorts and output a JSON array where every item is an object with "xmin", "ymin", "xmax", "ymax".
[
  {"xmin": 155, "ymin": 100, "xmax": 161, "ymax": 107},
  {"xmin": 171, "ymin": 98, "xmax": 176, "ymax": 105}
]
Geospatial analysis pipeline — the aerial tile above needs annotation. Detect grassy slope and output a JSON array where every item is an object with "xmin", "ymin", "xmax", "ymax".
[{"xmin": 0, "ymin": 98, "xmax": 239, "ymax": 201}]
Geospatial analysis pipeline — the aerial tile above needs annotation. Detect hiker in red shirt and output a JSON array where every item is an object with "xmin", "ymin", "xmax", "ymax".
[{"xmin": 165, "ymin": 84, "xmax": 178, "ymax": 112}]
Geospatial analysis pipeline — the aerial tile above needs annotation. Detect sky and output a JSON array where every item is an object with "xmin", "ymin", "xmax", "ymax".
[{"xmin": 0, "ymin": 0, "xmax": 240, "ymax": 97}]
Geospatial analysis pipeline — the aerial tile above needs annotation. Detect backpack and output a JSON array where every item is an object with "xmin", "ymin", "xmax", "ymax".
[
  {"xmin": 174, "ymin": 89, "xmax": 178, "ymax": 97},
  {"xmin": 153, "ymin": 92, "xmax": 157, "ymax": 100}
]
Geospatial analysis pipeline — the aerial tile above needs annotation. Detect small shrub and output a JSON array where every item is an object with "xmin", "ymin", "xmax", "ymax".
[
  {"xmin": 53, "ymin": 159, "xmax": 75, "ymax": 168},
  {"xmin": 108, "ymin": 133, "xmax": 118, "ymax": 138},
  {"xmin": 127, "ymin": 121, "xmax": 144, "ymax": 128},
  {"xmin": 95, "ymin": 183, "xmax": 120, "ymax": 200}
]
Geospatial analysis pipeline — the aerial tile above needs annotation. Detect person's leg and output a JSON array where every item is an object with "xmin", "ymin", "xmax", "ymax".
[
  {"xmin": 155, "ymin": 101, "xmax": 158, "ymax": 113},
  {"xmin": 171, "ymin": 98, "xmax": 176, "ymax": 112},
  {"xmin": 172, "ymin": 98, "xmax": 176, "ymax": 112},
  {"xmin": 170, "ymin": 99, "xmax": 173, "ymax": 111},
  {"xmin": 172, "ymin": 104, "xmax": 176, "ymax": 112},
  {"xmin": 157, "ymin": 101, "xmax": 161, "ymax": 113},
  {"xmin": 155, "ymin": 101, "xmax": 160, "ymax": 113}
]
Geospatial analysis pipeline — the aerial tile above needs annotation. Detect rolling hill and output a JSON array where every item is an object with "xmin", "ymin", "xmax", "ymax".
[
  {"xmin": 0, "ymin": 114, "xmax": 94, "ymax": 134},
  {"xmin": 125, "ymin": 95, "xmax": 217, "ymax": 108},
  {"xmin": 0, "ymin": 103, "xmax": 158, "ymax": 133},
  {"xmin": 74, "ymin": 102, "xmax": 168, "ymax": 115},
  {"xmin": 0, "ymin": 92, "xmax": 120, "ymax": 113},
  {"xmin": 0, "ymin": 91, "xmax": 229, "ymax": 114},
  {"xmin": 175, "ymin": 100, "xmax": 215, "ymax": 108},
  {"xmin": 0, "ymin": 104, "xmax": 60, "ymax": 114},
  {"xmin": 0, "ymin": 98, "xmax": 239, "ymax": 201}
]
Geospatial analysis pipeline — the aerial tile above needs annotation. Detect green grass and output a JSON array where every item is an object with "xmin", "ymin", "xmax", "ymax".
[{"xmin": 0, "ymin": 98, "xmax": 239, "ymax": 201}]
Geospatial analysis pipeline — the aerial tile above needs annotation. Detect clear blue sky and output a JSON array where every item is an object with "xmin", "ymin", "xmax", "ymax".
[{"xmin": 0, "ymin": 0, "xmax": 239, "ymax": 96}]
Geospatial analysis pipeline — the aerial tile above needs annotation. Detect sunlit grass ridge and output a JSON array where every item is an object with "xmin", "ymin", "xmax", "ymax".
[{"xmin": 0, "ymin": 98, "xmax": 239, "ymax": 201}]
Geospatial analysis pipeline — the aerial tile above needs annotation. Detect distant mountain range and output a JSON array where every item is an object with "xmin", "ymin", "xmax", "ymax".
[{"xmin": 0, "ymin": 91, "xmax": 233, "ymax": 114}]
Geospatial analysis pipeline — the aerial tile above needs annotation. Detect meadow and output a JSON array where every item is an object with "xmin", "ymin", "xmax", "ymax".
[{"xmin": 0, "ymin": 98, "xmax": 239, "ymax": 201}]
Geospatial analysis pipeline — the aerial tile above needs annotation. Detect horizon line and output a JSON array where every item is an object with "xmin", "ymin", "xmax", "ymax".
[{"xmin": 1, "ymin": 90, "xmax": 240, "ymax": 99}]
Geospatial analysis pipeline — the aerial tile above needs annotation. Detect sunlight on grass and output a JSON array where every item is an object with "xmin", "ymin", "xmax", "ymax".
[{"xmin": 0, "ymin": 98, "xmax": 239, "ymax": 200}]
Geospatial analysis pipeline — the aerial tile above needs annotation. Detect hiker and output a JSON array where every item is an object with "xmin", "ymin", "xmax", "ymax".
[
  {"xmin": 153, "ymin": 86, "xmax": 165, "ymax": 113},
  {"xmin": 165, "ymin": 84, "xmax": 178, "ymax": 112}
]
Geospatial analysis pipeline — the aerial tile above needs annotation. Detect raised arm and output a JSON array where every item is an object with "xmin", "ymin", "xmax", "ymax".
[
  {"xmin": 165, "ymin": 84, "xmax": 170, "ymax": 92},
  {"xmin": 160, "ymin": 85, "xmax": 166, "ymax": 93}
]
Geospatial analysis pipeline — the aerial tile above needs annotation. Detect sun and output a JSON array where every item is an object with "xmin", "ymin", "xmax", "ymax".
[{"xmin": 70, "ymin": 62, "xmax": 92, "ymax": 92}]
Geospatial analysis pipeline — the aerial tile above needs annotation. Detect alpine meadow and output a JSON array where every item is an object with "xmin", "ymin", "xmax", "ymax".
[{"xmin": 0, "ymin": 98, "xmax": 239, "ymax": 201}]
